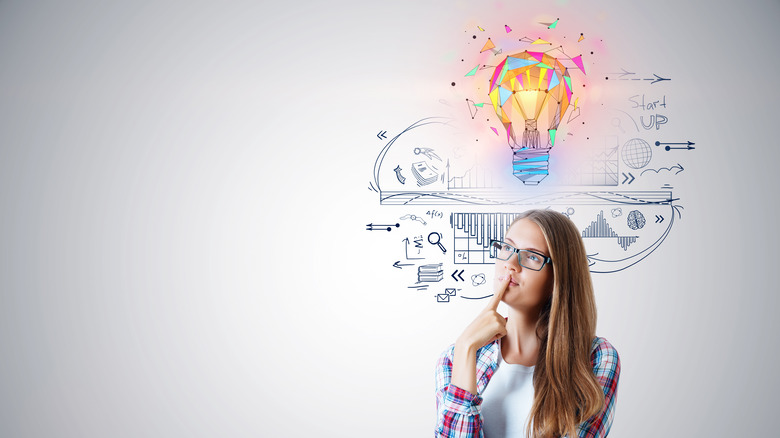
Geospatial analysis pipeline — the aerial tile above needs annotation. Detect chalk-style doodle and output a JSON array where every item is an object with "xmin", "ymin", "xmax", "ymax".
[
  {"xmin": 426, "ymin": 210, "xmax": 444, "ymax": 219},
  {"xmin": 581, "ymin": 210, "xmax": 637, "ymax": 251},
  {"xmin": 461, "ymin": 294, "xmax": 494, "ymax": 300},
  {"xmin": 373, "ymin": 123, "xmax": 682, "ymax": 206},
  {"xmin": 377, "ymin": 130, "xmax": 388, "ymax": 140},
  {"xmin": 641, "ymin": 163, "xmax": 684, "ymax": 176},
  {"xmin": 428, "ymin": 232, "xmax": 447, "ymax": 254},
  {"xmin": 366, "ymin": 223, "xmax": 400, "ymax": 231},
  {"xmin": 605, "ymin": 69, "xmax": 670, "ymax": 84},
  {"xmin": 561, "ymin": 137, "xmax": 619, "ymax": 186},
  {"xmin": 629, "ymin": 94, "xmax": 666, "ymax": 111},
  {"xmin": 640, "ymin": 114, "xmax": 668, "ymax": 130},
  {"xmin": 393, "ymin": 165, "xmax": 406, "ymax": 184},
  {"xmin": 400, "ymin": 214, "xmax": 427, "ymax": 225},
  {"xmin": 452, "ymin": 213, "xmax": 522, "ymax": 264},
  {"xmin": 587, "ymin": 204, "xmax": 684, "ymax": 273},
  {"xmin": 656, "ymin": 141, "xmax": 695, "ymax": 151},
  {"xmin": 366, "ymin": 18, "xmax": 694, "ymax": 280},
  {"xmin": 567, "ymin": 107, "xmax": 582, "ymax": 123},
  {"xmin": 621, "ymin": 138, "xmax": 652, "ymax": 169},
  {"xmin": 451, "ymin": 269, "xmax": 465, "ymax": 282},
  {"xmin": 414, "ymin": 147, "xmax": 442, "ymax": 162},
  {"xmin": 418, "ymin": 264, "xmax": 444, "ymax": 282},
  {"xmin": 448, "ymin": 162, "xmax": 498, "ymax": 190},
  {"xmin": 612, "ymin": 118, "xmax": 626, "ymax": 134},
  {"xmin": 626, "ymin": 210, "xmax": 646, "ymax": 230},
  {"xmin": 437, "ymin": 288, "xmax": 458, "ymax": 303},
  {"xmin": 466, "ymin": 98, "xmax": 480, "ymax": 119},
  {"xmin": 402, "ymin": 236, "xmax": 424, "ymax": 260},
  {"xmin": 408, "ymin": 284, "xmax": 428, "ymax": 291},
  {"xmin": 411, "ymin": 161, "xmax": 439, "ymax": 186}
]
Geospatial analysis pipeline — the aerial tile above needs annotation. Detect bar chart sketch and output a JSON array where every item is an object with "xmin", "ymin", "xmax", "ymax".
[
  {"xmin": 451, "ymin": 212, "xmax": 522, "ymax": 264},
  {"xmin": 581, "ymin": 210, "xmax": 638, "ymax": 251}
]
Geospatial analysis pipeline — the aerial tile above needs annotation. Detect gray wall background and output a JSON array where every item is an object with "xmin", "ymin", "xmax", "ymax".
[{"xmin": 1, "ymin": 0, "xmax": 778, "ymax": 436}]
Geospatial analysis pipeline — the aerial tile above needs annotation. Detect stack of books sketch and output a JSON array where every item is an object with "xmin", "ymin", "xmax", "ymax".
[
  {"xmin": 418, "ymin": 264, "xmax": 443, "ymax": 282},
  {"xmin": 412, "ymin": 161, "xmax": 439, "ymax": 186},
  {"xmin": 581, "ymin": 210, "xmax": 637, "ymax": 251},
  {"xmin": 451, "ymin": 212, "xmax": 522, "ymax": 264}
]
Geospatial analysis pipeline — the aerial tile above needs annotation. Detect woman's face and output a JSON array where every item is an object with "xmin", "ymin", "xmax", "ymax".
[{"xmin": 494, "ymin": 218, "xmax": 554, "ymax": 312}]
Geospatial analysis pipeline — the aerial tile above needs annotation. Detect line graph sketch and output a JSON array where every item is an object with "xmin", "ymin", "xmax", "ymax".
[{"xmin": 560, "ymin": 136, "xmax": 619, "ymax": 186}]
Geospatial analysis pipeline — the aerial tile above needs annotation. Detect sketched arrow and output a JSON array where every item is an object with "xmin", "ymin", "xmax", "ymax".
[
  {"xmin": 640, "ymin": 163, "xmax": 684, "ymax": 176},
  {"xmin": 665, "ymin": 145, "xmax": 695, "ymax": 150},
  {"xmin": 621, "ymin": 172, "xmax": 635, "ymax": 184},
  {"xmin": 393, "ymin": 261, "xmax": 413, "ymax": 269},
  {"xmin": 451, "ymin": 269, "xmax": 465, "ymax": 281},
  {"xmin": 377, "ymin": 130, "xmax": 388, "ymax": 140},
  {"xmin": 608, "ymin": 68, "xmax": 635, "ymax": 78},
  {"xmin": 656, "ymin": 141, "xmax": 695, "ymax": 146},
  {"xmin": 655, "ymin": 215, "xmax": 664, "ymax": 224},
  {"xmin": 366, "ymin": 223, "xmax": 400, "ymax": 231},
  {"xmin": 649, "ymin": 73, "xmax": 671, "ymax": 84}
]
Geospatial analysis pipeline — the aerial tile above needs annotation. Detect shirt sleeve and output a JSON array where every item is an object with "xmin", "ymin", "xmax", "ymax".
[
  {"xmin": 575, "ymin": 337, "xmax": 621, "ymax": 438},
  {"xmin": 434, "ymin": 345, "xmax": 484, "ymax": 438}
]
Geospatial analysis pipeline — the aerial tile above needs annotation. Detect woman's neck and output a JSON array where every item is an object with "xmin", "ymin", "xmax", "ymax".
[{"xmin": 501, "ymin": 307, "xmax": 542, "ymax": 366}]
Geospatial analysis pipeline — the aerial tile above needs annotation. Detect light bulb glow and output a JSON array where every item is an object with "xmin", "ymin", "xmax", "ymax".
[{"xmin": 488, "ymin": 50, "xmax": 574, "ymax": 185}]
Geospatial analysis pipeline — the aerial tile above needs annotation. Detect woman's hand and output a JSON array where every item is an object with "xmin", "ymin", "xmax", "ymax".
[
  {"xmin": 450, "ymin": 275, "xmax": 510, "ymax": 395},
  {"xmin": 456, "ymin": 274, "xmax": 510, "ymax": 351}
]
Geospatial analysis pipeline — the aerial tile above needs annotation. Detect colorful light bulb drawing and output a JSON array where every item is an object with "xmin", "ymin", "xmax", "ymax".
[{"xmin": 488, "ymin": 50, "xmax": 575, "ymax": 185}]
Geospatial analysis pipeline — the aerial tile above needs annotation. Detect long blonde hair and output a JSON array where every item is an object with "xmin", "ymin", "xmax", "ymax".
[{"xmin": 510, "ymin": 209, "xmax": 604, "ymax": 438}]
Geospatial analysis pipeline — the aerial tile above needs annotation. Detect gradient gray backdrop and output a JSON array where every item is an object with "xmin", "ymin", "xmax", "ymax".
[{"xmin": 1, "ymin": 0, "xmax": 778, "ymax": 436}]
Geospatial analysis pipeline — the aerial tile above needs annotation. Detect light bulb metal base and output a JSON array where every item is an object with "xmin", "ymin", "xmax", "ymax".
[{"xmin": 512, "ymin": 147, "xmax": 552, "ymax": 185}]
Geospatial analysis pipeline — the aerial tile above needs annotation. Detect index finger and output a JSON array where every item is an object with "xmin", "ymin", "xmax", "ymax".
[{"xmin": 485, "ymin": 274, "xmax": 511, "ymax": 310}]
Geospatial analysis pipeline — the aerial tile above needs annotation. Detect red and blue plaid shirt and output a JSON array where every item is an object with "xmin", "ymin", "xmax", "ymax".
[{"xmin": 435, "ymin": 337, "xmax": 620, "ymax": 437}]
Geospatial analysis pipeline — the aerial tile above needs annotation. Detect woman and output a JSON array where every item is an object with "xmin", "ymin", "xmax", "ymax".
[{"xmin": 435, "ymin": 209, "xmax": 620, "ymax": 438}]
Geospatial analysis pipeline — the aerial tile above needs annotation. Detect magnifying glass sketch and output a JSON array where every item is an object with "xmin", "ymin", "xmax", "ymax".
[{"xmin": 428, "ymin": 232, "xmax": 446, "ymax": 254}]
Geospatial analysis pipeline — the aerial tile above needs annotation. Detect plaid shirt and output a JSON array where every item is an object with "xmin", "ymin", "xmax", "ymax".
[{"xmin": 435, "ymin": 337, "xmax": 620, "ymax": 438}]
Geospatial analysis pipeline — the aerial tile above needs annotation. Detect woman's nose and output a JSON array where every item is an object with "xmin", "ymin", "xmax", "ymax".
[{"xmin": 504, "ymin": 258, "xmax": 521, "ymax": 271}]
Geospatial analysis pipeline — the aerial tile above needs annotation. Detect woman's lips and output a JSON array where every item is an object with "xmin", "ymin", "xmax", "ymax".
[{"xmin": 509, "ymin": 278, "xmax": 519, "ymax": 286}]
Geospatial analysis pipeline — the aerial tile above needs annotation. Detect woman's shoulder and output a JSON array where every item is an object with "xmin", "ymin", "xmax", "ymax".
[{"xmin": 589, "ymin": 337, "xmax": 621, "ymax": 373}]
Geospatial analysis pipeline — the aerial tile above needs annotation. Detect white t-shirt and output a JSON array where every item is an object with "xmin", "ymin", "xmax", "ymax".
[{"xmin": 480, "ymin": 341, "xmax": 535, "ymax": 438}]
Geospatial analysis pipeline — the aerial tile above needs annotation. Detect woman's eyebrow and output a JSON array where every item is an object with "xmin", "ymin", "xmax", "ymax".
[{"xmin": 505, "ymin": 237, "xmax": 547, "ymax": 255}]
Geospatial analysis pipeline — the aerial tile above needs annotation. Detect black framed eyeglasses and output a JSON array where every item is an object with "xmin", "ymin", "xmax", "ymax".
[{"xmin": 489, "ymin": 240, "xmax": 552, "ymax": 271}]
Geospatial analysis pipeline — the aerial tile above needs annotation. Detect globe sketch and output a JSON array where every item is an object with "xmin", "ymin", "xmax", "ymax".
[{"xmin": 621, "ymin": 138, "xmax": 652, "ymax": 169}]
